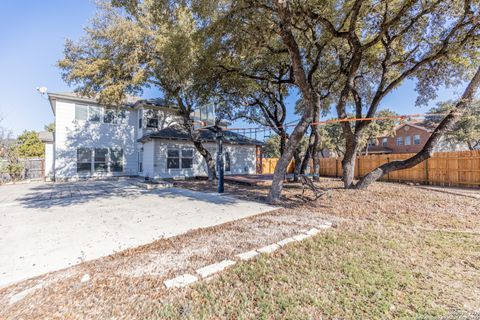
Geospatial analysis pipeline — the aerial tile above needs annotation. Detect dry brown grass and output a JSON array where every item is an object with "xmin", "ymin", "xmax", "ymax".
[{"xmin": 1, "ymin": 178, "xmax": 479, "ymax": 319}]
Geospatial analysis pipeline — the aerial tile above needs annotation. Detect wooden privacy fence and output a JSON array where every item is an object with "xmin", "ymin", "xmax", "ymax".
[
  {"xmin": 262, "ymin": 158, "xmax": 295, "ymax": 174},
  {"xmin": 262, "ymin": 151, "xmax": 480, "ymax": 187},
  {"xmin": 318, "ymin": 150, "xmax": 480, "ymax": 187}
]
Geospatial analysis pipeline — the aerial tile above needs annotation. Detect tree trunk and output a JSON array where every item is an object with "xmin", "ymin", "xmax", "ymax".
[
  {"xmin": 341, "ymin": 133, "xmax": 361, "ymax": 188},
  {"xmin": 300, "ymin": 128, "xmax": 314, "ymax": 174},
  {"xmin": 268, "ymin": 0, "xmax": 316, "ymax": 203},
  {"xmin": 268, "ymin": 113, "xmax": 313, "ymax": 203},
  {"xmin": 279, "ymin": 130, "xmax": 288, "ymax": 156},
  {"xmin": 311, "ymin": 102, "xmax": 321, "ymax": 181},
  {"xmin": 179, "ymin": 109, "xmax": 217, "ymax": 181},
  {"xmin": 293, "ymin": 149, "xmax": 302, "ymax": 182},
  {"xmin": 356, "ymin": 66, "xmax": 480, "ymax": 189}
]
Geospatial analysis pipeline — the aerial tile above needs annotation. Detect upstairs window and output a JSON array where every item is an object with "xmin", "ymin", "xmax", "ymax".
[
  {"xmin": 367, "ymin": 139, "xmax": 376, "ymax": 147},
  {"xmin": 89, "ymin": 106, "xmax": 102, "ymax": 122},
  {"xmin": 414, "ymin": 134, "xmax": 421, "ymax": 145},
  {"xmin": 396, "ymin": 137, "xmax": 403, "ymax": 146},
  {"xmin": 405, "ymin": 136, "xmax": 411, "ymax": 145},
  {"xmin": 75, "ymin": 104, "xmax": 89, "ymax": 121},
  {"xmin": 104, "ymin": 109, "xmax": 127, "ymax": 124},
  {"xmin": 145, "ymin": 110, "xmax": 159, "ymax": 129},
  {"xmin": 382, "ymin": 138, "xmax": 388, "ymax": 147}
]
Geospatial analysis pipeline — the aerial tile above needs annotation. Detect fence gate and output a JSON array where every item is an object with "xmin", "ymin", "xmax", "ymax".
[{"xmin": 23, "ymin": 158, "xmax": 45, "ymax": 180}]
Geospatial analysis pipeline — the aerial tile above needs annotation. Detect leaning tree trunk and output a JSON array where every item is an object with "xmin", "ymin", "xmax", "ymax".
[
  {"xmin": 268, "ymin": 113, "xmax": 313, "ymax": 203},
  {"xmin": 180, "ymin": 110, "xmax": 217, "ymax": 181},
  {"xmin": 279, "ymin": 130, "xmax": 288, "ymax": 156},
  {"xmin": 356, "ymin": 66, "xmax": 480, "ymax": 189}
]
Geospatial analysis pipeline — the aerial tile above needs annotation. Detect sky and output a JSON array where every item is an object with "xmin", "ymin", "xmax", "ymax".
[{"xmin": 0, "ymin": 1, "xmax": 468, "ymax": 137}]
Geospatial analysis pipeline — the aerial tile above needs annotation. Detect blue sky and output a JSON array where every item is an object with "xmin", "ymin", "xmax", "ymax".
[{"xmin": 0, "ymin": 1, "xmax": 468, "ymax": 136}]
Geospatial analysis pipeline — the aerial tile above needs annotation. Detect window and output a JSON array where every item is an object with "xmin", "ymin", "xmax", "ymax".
[
  {"xmin": 224, "ymin": 152, "xmax": 231, "ymax": 172},
  {"xmin": 396, "ymin": 137, "xmax": 403, "ymax": 146},
  {"xmin": 75, "ymin": 104, "xmax": 89, "ymax": 121},
  {"xmin": 77, "ymin": 148, "xmax": 92, "ymax": 173},
  {"xmin": 94, "ymin": 148, "xmax": 108, "ymax": 172},
  {"xmin": 138, "ymin": 110, "xmax": 143, "ymax": 128},
  {"xmin": 405, "ymin": 136, "xmax": 411, "ymax": 145},
  {"xmin": 181, "ymin": 148, "xmax": 194, "ymax": 169},
  {"xmin": 414, "ymin": 134, "xmax": 421, "ymax": 145},
  {"xmin": 367, "ymin": 139, "xmax": 376, "ymax": 147},
  {"xmin": 103, "ymin": 109, "xmax": 116, "ymax": 124},
  {"xmin": 145, "ymin": 110, "xmax": 158, "ymax": 129},
  {"xmin": 382, "ymin": 138, "xmax": 388, "ymax": 147},
  {"xmin": 104, "ymin": 109, "xmax": 126, "ymax": 124},
  {"xmin": 110, "ymin": 148, "xmax": 124, "ymax": 172},
  {"xmin": 89, "ymin": 106, "xmax": 102, "ymax": 122},
  {"xmin": 167, "ymin": 148, "xmax": 180, "ymax": 169},
  {"xmin": 138, "ymin": 148, "xmax": 143, "ymax": 172}
]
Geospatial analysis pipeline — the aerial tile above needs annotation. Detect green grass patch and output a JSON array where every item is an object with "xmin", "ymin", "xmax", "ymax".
[{"xmin": 153, "ymin": 223, "xmax": 480, "ymax": 320}]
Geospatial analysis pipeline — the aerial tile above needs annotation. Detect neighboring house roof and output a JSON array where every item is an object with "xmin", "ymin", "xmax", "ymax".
[
  {"xmin": 394, "ymin": 121, "xmax": 435, "ymax": 133},
  {"xmin": 38, "ymin": 131, "xmax": 54, "ymax": 143},
  {"xmin": 139, "ymin": 125, "xmax": 263, "ymax": 146}
]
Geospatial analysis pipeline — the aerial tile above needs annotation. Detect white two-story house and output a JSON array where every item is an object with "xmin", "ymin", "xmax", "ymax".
[{"xmin": 46, "ymin": 92, "xmax": 262, "ymax": 181}]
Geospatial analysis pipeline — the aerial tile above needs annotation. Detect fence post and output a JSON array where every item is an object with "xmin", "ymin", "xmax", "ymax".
[
  {"xmin": 386, "ymin": 157, "xmax": 390, "ymax": 181},
  {"xmin": 424, "ymin": 159, "xmax": 429, "ymax": 185}
]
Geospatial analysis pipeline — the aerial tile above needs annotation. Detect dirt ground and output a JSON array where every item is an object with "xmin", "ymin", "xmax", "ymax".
[{"xmin": 1, "ymin": 178, "xmax": 479, "ymax": 319}]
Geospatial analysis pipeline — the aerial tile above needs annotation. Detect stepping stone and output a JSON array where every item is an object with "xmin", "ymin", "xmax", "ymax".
[
  {"xmin": 293, "ymin": 233, "xmax": 310, "ymax": 241},
  {"xmin": 164, "ymin": 274, "xmax": 198, "ymax": 289},
  {"xmin": 196, "ymin": 260, "xmax": 236, "ymax": 278},
  {"xmin": 318, "ymin": 224, "xmax": 332, "ymax": 229},
  {"xmin": 276, "ymin": 237, "xmax": 296, "ymax": 247},
  {"xmin": 257, "ymin": 243, "xmax": 280, "ymax": 254},
  {"xmin": 236, "ymin": 250, "xmax": 259, "ymax": 261},
  {"xmin": 306, "ymin": 228, "xmax": 321, "ymax": 236}
]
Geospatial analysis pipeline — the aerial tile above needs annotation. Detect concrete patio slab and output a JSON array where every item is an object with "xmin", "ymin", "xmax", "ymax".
[{"xmin": 0, "ymin": 180, "xmax": 277, "ymax": 288}]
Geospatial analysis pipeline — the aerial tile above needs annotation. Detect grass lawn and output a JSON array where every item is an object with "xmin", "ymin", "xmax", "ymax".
[
  {"xmin": 1, "ymin": 179, "xmax": 479, "ymax": 319},
  {"xmin": 155, "ymin": 221, "xmax": 479, "ymax": 319}
]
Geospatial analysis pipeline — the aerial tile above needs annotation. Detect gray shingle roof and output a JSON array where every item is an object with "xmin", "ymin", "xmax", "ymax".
[
  {"xmin": 139, "ymin": 125, "xmax": 263, "ymax": 146},
  {"xmin": 38, "ymin": 131, "xmax": 54, "ymax": 142}
]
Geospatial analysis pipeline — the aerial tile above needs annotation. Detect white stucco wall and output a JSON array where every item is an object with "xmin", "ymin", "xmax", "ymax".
[
  {"xmin": 54, "ymin": 100, "xmax": 138, "ymax": 179},
  {"xmin": 150, "ymin": 140, "xmax": 257, "ymax": 179},
  {"xmin": 44, "ymin": 143, "xmax": 54, "ymax": 180}
]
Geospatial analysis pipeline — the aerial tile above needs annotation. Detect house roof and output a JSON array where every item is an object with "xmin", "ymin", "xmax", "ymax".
[
  {"xmin": 394, "ymin": 121, "xmax": 436, "ymax": 133},
  {"xmin": 139, "ymin": 125, "xmax": 263, "ymax": 146},
  {"xmin": 38, "ymin": 131, "xmax": 54, "ymax": 143},
  {"xmin": 47, "ymin": 92, "xmax": 176, "ymax": 115}
]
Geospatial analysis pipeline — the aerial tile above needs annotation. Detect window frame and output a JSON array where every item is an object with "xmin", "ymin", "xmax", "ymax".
[
  {"xmin": 224, "ymin": 151, "xmax": 231, "ymax": 172},
  {"xmin": 413, "ymin": 134, "xmax": 421, "ymax": 145},
  {"xmin": 396, "ymin": 136, "xmax": 404, "ymax": 146},
  {"xmin": 181, "ymin": 147, "xmax": 194, "ymax": 169},
  {"xmin": 145, "ymin": 110, "xmax": 159, "ymax": 129},
  {"xmin": 167, "ymin": 147, "xmax": 180, "ymax": 169},
  {"xmin": 109, "ymin": 148, "xmax": 124, "ymax": 173},
  {"xmin": 76, "ymin": 148, "xmax": 92, "ymax": 173},
  {"xmin": 94, "ymin": 148, "xmax": 109, "ymax": 172},
  {"xmin": 382, "ymin": 137, "xmax": 388, "ymax": 147},
  {"xmin": 405, "ymin": 135, "xmax": 411, "ymax": 145}
]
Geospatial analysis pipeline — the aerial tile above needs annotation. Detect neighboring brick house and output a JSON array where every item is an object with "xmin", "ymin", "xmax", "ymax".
[{"xmin": 365, "ymin": 121, "xmax": 468, "ymax": 154}]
